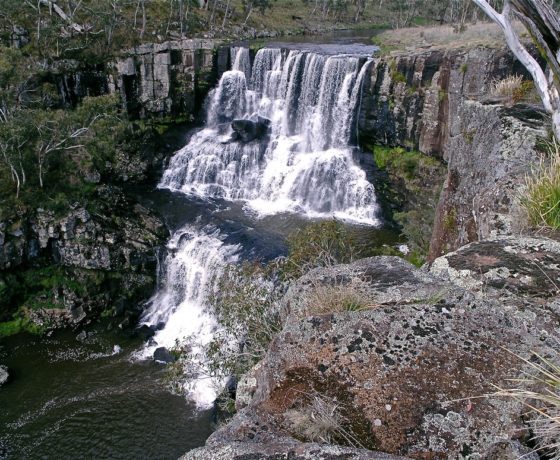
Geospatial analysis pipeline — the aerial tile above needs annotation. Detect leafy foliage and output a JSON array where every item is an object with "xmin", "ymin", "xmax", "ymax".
[
  {"xmin": 283, "ymin": 220, "xmax": 360, "ymax": 280},
  {"xmin": 371, "ymin": 145, "xmax": 446, "ymax": 266}
]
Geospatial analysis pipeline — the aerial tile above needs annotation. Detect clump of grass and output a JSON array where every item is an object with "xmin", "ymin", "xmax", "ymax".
[
  {"xmin": 302, "ymin": 282, "xmax": 376, "ymax": 317},
  {"xmin": 285, "ymin": 391, "xmax": 364, "ymax": 448},
  {"xmin": 491, "ymin": 75, "xmax": 534, "ymax": 104},
  {"xmin": 522, "ymin": 140, "xmax": 560, "ymax": 230},
  {"xmin": 492, "ymin": 350, "xmax": 560, "ymax": 459}
]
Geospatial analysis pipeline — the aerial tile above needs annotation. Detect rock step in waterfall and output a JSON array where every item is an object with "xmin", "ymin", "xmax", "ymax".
[{"xmin": 139, "ymin": 46, "xmax": 379, "ymax": 407}]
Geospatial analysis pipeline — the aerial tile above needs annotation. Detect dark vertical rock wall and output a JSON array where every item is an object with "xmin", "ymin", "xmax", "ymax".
[
  {"xmin": 49, "ymin": 39, "xmax": 226, "ymax": 120},
  {"xmin": 358, "ymin": 47, "xmax": 549, "ymax": 259}
]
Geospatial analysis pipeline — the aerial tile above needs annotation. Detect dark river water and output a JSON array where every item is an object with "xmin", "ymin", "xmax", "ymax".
[{"xmin": 0, "ymin": 30, "xmax": 398, "ymax": 459}]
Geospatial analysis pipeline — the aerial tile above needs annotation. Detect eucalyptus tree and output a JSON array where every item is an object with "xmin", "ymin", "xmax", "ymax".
[{"xmin": 472, "ymin": 0, "xmax": 560, "ymax": 138}]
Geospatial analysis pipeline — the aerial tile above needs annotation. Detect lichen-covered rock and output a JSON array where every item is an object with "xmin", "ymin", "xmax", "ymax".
[
  {"xmin": 200, "ymin": 239, "xmax": 560, "ymax": 459},
  {"xmin": 182, "ymin": 438, "xmax": 408, "ymax": 460},
  {"xmin": 430, "ymin": 236, "xmax": 560, "ymax": 300},
  {"xmin": 428, "ymin": 102, "xmax": 548, "ymax": 260}
]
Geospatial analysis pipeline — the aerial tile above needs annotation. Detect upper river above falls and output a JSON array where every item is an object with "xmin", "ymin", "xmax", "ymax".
[{"xmin": 0, "ymin": 33, "xmax": 398, "ymax": 459}]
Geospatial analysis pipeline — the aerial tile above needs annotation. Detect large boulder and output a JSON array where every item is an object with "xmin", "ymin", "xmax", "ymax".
[
  {"xmin": 231, "ymin": 118, "xmax": 270, "ymax": 142},
  {"xmin": 193, "ymin": 237, "xmax": 560, "ymax": 458}
]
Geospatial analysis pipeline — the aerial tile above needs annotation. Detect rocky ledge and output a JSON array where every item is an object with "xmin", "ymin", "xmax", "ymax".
[
  {"xmin": 191, "ymin": 235, "xmax": 560, "ymax": 459},
  {"xmin": 0, "ymin": 186, "xmax": 168, "ymax": 329}
]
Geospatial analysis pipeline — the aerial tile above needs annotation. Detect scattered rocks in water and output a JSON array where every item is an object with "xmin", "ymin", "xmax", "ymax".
[
  {"xmin": 153, "ymin": 347, "xmax": 176, "ymax": 364},
  {"xmin": 76, "ymin": 330, "xmax": 88, "ymax": 342},
  {"xmin": 0, "ymin": 365, "xmax": 9, "ymax": 386},
  {"xmin": 136, "ymin": 324, "xmax": 156, "ymax": 341}
]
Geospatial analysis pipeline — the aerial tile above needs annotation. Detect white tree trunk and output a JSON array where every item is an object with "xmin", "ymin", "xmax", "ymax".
[
  {"xmin": 472, "ymin": 0, "xmax": 560, "ymax": 139},
  {"xmin": 38, "ymin": 0, "xmax": 85, "ymax": 33}
]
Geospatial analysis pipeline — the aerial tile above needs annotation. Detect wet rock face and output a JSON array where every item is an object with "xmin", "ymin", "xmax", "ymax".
[{"xmin": 199, "ymin": 238, "xmax": 560, "ymax": 459}]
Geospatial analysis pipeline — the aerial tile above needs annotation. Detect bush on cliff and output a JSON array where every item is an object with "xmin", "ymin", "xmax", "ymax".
[
  {"xmin": 283, "ymin": 220, "xmax": 360, "ymax": 280},
  {"xmin": 370, "ymin": 145, "xmax": 446, "ymax": 266}
]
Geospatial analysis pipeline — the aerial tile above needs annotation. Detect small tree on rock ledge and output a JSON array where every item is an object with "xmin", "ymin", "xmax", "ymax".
[{"xmin": 472, "ymin": 0, "xmax": 560, "ymax": 139}]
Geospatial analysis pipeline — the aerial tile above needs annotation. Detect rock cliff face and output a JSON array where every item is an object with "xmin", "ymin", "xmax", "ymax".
[
  {"xmin": 0, "ymin": 187, "xmax": 167, "ymax": 328},
  {"xmin": 50, "ymin": 39, "xmax": 225, "ymax": 119},
  {"xmin": 358, "ymin": 47, "xmax": 530, "ymax": 158},
  {"xmin": 358, "ymin": 47, "xmax": 548, "ymax": 258}
]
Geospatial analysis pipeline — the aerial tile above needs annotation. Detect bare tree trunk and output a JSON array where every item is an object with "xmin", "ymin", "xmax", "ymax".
[
  {"xmin": 140, "ymin": 0, "xmax": 146, "ymax": 39},
  {"xmin": 38, "ymin": 0, "xmax": 85, "ymax": 32},
  {"xmin": 166, "ymin": 0, "xmax": 175, "ymax": 37},
  {"xmin": 243, "ymin": 3, "xmax": 253, "ymax": 26},
  {"xmin": 222, "ymin": 0, "xmax": 231, "ymax": 28},
  {"xmin": 472, "ymin": 0, "xmax": 560, "ymax": 139}
]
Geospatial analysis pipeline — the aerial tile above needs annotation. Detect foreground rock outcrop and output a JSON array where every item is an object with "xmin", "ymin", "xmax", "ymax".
[{"xmin": 191, "ymin": 236, "xmax": 560, "ymax": 459}]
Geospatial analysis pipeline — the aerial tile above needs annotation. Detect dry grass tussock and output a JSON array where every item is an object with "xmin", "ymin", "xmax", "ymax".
[
  {"xmin": 374, "ymin": 21, "xmax": 526, "ymax": 54},
  {"xmin": 285, "ymin": 392, "xmax": 364, "ymax": 448},
  {"xmin": 490, "ymin": 75, "xmax": 535, "ymax": 104},
  {"xmin": 492, "ymin": 350, "xmax": 560, "ymax": 459},
  {"xmin": 302, "ymin": 282, "xmax": 378, "ymax": 317},
  {"xmin": 522, "ymin": 140, "xmax": 560, "ymax": 231}
]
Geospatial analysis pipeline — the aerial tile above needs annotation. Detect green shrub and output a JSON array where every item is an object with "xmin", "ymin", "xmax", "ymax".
[
  {"xmin": 522, "ymin": 141, "xmax": 560, "ymax": 230},
  {"xmin": 282, "ymin": 220, "xmax": 360, "ymax": 280}
]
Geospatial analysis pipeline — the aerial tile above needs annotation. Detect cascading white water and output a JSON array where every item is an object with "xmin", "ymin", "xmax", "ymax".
[
  {"xmin": 138, "ymin": 225, "xmax": 240, "ymax": 407},
  {"xmin": 161, "ymin": 47, "xmax": 379, "ymax": 225},
  {"xmin": 142, "ymin": 47, "xmax": 379, "ymax": 408}
]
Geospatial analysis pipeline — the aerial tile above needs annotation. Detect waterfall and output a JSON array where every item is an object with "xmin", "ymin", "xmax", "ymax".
[
  {"xmin": 142, "ymin": 47, "xmax": 379, "ymax": 408},
  {"xmin": 160, "ymin": 47, "xmax": 379, "ymax": 225},
  {"xmin": 138, "ymin": 225, "xmax": 240, "ymax": 407}
]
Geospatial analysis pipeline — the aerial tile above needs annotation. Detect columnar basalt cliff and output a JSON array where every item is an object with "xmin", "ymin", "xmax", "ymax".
[
  {"xmin": 357, "ymin": 46, "xmax": 548, "ymax": 258},
  {"xmin": 50, "ymin": 39, "xmax": 226, "ymax": 119}
]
